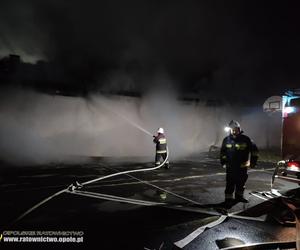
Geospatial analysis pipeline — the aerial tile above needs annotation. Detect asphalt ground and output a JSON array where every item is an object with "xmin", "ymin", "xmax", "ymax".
[{"xmin": 0, "ymin": 153, "xmax": 299, "ymax": 249}]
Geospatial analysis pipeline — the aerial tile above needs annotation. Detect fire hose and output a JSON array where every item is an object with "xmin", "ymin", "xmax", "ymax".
[
  {"xmin": 10, "ymin": 146, "xmax": 170, "ymax": 225},
  {"xmin": 7, "ymin": 147, "xmax": 286, "ymax": 249}
]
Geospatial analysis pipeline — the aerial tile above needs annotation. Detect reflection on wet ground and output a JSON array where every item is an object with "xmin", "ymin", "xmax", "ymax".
[{"xmin": 0, "ymin": 154, "xmax": 299, "ymax": 249}]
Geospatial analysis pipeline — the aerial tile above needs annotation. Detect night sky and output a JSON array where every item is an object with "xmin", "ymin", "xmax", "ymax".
[{"xmin": 1, "ymin": 0, "xmax": 300, "ymax": 103}]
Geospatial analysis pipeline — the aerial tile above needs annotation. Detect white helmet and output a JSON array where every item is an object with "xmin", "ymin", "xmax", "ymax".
[
  {"xmin": 228, "ymin": 120, "xmax": 240, "ymax": 129},
  {"xmin": 157, "ymin": 127, "xmax": 164, "ymax": 134},
  {"xmin": 228, "ymin": 120, "xmax": 241, "ymax": 135}
]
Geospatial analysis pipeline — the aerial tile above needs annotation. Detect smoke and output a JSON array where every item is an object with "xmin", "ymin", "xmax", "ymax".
[
  {"xmin": 240, "ymin": 108, "xmax": 282, "ymax": 149},
  {"xmin": 0, "ymin": 73, "xmax": 282, "ymax": 166},
  {"xmin": 1, "ymin": 1, "xmax": 300, "ymax": 102},
  {"xmin": 0, "ymin": 1, "xmax": 47, "ymax": 63}
]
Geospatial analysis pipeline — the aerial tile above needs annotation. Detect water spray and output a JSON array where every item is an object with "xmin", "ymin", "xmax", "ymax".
[
  {"xmin": 10, "ymin": 95, "xmax": 170, "ymax": 225},
  {"xmin": 86, "ymin": 95, "xmax": 153, "ymax": 137},
  {"xmin": 115, "ymin": 113, "xmax": 153, "ymax": 137}
]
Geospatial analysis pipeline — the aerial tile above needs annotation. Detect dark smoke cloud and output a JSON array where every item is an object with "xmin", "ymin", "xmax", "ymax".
[{"xmin": 1, "ymin": 1, "xmax": 300, "ymax": 101}]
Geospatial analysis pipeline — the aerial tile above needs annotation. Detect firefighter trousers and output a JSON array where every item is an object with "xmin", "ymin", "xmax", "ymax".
[
  {"xmin": 225, "ymin": 167, "xmax": 248, "ymax": 198},
  {"xmin": 155, "ymin": 152, "xmax": 169, "ymax": 167}
]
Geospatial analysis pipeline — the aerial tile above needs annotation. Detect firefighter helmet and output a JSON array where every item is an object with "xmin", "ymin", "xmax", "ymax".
[
  {"xmin": 228, "ymin": 120, "xmax": 241, "ymax": 135},
  {"xmin": 157, "ymin": 127, "xmax": 164, "ymax": 134},
  {"xmin": 228, "ymin": 120, "xmax": 240, "ymax": 129}
]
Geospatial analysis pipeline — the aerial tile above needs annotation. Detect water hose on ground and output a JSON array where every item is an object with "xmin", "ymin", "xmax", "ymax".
[{"xmin": 10, "ymin": 146, "xmax": 169, "ymax": 225}]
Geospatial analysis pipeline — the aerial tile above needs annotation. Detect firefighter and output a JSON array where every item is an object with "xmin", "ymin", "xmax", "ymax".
[
  {"xmin": 153, "ymin": 127, "xmax": 169, "ymax": 169},
  {"xmin": 220, "ymin": 120, "xmax": 258, "ymax": 203}
]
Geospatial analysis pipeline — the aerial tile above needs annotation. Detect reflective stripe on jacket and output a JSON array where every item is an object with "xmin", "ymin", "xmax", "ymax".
[
  {"xmin": 220, "ymin": 133, "xmax": 258, "ymax": 168},
  {"xmin": 153, "ymin": 134, "xmax": 167, "ymax": 153}
]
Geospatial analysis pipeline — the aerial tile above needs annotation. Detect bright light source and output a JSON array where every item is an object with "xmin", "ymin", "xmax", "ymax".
[
  {"xmin": 287, "ymin": 161, "xmax": 300, "ymax": 172},
  {"xmin": 287, "ymin": 161, "xmax": 300, "ymax": 167},
  {"xmin": 283, "ymin": 106, "xmax": 296, "ymax": 114},
  {"xmin": 287, "ymin": 166, "xmax": 300, "ymax": 172},
  {"xmin": 224, "ymin": 126, "xmax": 231, "ymax": 132}
]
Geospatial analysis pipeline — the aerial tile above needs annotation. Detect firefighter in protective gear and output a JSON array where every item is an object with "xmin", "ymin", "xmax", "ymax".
[
  {"xmin": 153, "ymin": 127, "xmax": 169, "ymax": 169},
  {"xmin": 220, "ymin": 120, "xmax": 258, "ymax": 203}
]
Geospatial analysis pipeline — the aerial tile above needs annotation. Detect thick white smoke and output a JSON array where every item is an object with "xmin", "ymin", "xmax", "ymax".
[{"xmin": 0, "ymin": 85, "xmax": 281, "ymax": 165}]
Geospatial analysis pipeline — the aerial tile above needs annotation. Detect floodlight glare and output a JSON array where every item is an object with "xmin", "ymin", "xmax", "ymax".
[{"xmin": 224, "ymin": 126, "xmax": 231, "ymax": 132}]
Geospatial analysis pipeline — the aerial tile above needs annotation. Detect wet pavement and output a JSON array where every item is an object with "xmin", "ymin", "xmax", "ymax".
[{"xmin": 0, "ymin": 153, "xmax": 299, "ymax": 249}]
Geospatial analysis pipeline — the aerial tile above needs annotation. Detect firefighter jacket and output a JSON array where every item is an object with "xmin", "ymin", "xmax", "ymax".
[
  {"xmin": 220, "ymin": 132, "xmax": 258, "ymax": 168},
  {"xmin": 153, "ymin": 133, "xmax": 167, "ymax": 153}
]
